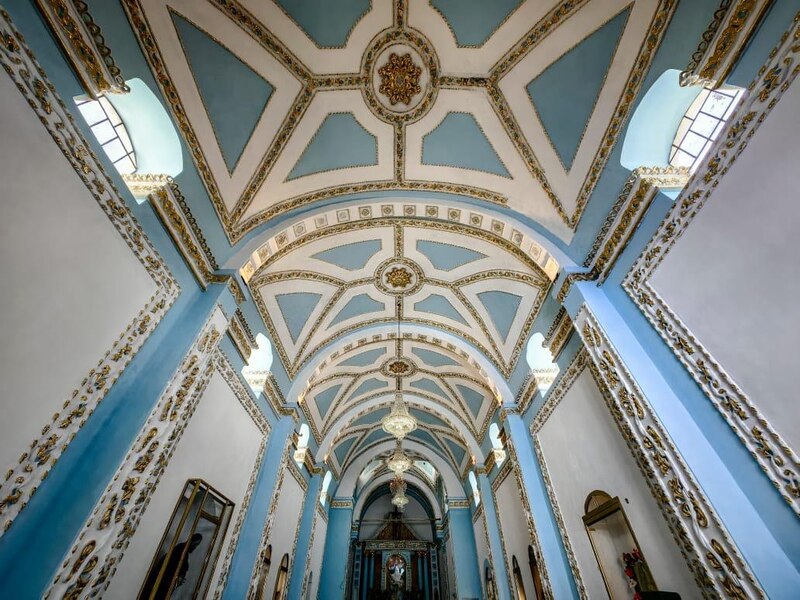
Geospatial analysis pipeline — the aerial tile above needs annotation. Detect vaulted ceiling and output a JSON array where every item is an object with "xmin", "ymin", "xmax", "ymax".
[{"xmin": 118, "ymin": 0, "xmax": 678, "ymax": 493}]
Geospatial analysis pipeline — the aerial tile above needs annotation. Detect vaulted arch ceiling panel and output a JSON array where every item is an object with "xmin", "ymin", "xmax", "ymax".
[
  {"xmin": 301, "ymin": 336, "xmax": 497, "ymax": 447},
  {"xmin": 124, "ymin": 0, "xmax": 673, "ymax": 242},
  {"xmin": 249, "ymin": 220, "xmax": 550, "ymax": 378}
]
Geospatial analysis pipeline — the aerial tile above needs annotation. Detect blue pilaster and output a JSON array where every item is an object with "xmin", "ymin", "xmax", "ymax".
[
  {"xmin": 504, "ymin": 413, "xmax": 580, "ymax": 599},
  {"xmin": 221, "ymin": 415, "xmax": 295, "ymax": 599},
  {"xmin": 319, "ymin": 503, "xmax": 354, "ymax": 600},
  {"xmin": 0, "ymin": 282, "xmax": 236, "ymax": 599},
  {"xmin": 287, "ymin": 473, "xmax": 323, "ymax": 599},
  {"xmin": 477, "ymin": 473, "xmax": 512, "ymax": 599},
  {"xmin": 565, "ymin": 282, "xmax": 800, "ymax": 598},
  {"xmin": 447, "ymin": 506, "xmax": 481, "ymax": 599}
]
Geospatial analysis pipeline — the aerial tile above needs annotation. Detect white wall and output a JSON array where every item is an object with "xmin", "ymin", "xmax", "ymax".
[
  {"xmin": 306, "ymin": 507, "xmax": 328, "ymax": 600},
  {"xmin": 649, "ymin": 79, "xmax": 800, "ymax": 453},
  {"xmin": 536, "ymin": 369, "xmax": 697, "ymax": 599},
  {"xmin": 494, "ymin": 468, "xmax": 536, "ymax": 600},
  {"xmin": 106, "ymin": 368, "xmax": 264, "ymax": 597},
  {"xmin": 262, "ymin": 458, "xmax": 306, "ymax": 598},
  {"xmin": 0, "ymin": 72, "xmax": 157, "ymax": 470}
]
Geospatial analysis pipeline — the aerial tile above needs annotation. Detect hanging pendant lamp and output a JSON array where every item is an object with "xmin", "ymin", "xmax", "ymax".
[
  {"xmin": 386, "ymin": 439, "xmax": 413, "ymax": 474},
  {"xmin": 390, "ymin": 474, "xmax": 409, "ymax": 508},
  {"xmin": 382, "ymin": 392, "xmax": 417, "ymax": 440}
]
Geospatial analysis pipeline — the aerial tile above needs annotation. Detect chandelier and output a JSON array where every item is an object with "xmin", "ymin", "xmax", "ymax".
[
  {"xmin": 386, "ymin": 440, "xmax": 412, "ymax": 474},
  {"xmin": 381, "ymin": 392, "xmax": 417, "ymax": 439},
  {"xmin": 390, "ymin": 475, "xmax": 409, "ymax": 508}
]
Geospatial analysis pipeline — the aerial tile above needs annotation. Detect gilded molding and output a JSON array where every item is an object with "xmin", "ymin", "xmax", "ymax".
[
  {"xmin": 681, "ymin": 0, "xmax": 775, "ymax": 88},
  {"xmin": 34, "ymin": 0, "xmax": 128, "ymax": 98},
  {"xmin": 624, "ymin": 13, "xmax": 800, "ymax": 514},
  {"xmin": 448, "ymin": 498, "xmax": 470, "ymax": 509},
  {"xmin": 0, "ymin": 9, "xmax": 178, "ymax": 535},
  {"xmin": 576, "ymin": 307, "xmax": 764, "ymax": 598},
  {"xmin": 47, "ymin": 307, "xmax": 229, "ymax": 597}
]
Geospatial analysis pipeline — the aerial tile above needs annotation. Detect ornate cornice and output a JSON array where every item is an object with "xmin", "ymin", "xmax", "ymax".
[
  {"xmin": 576, "ymin": 307, "xmax": 764, "ymax": 598},
  {"xmin": 34, "ymin": 0, "xmax": 128, "ymax": 98},
  {"xmin": 228, "ymin": 308, "xmax": 256, "ymax": 362},
  {"xmin": 543, "ymin": 307, "xmax": 574, "ymax": 360},
  {"xmin": 625, "ymin": 12, "xmax": 800, "ymax": 514},
  {"xmin": 121, "ymin": 172, "xmax": 171, "ymax": 198},
  {"xmin": 681, "ymin": 0, "xmax": 775, "ymax": 88},
  {"xmin": 330, "ymin": 498, "xmax": 354, "ymax": 509},
  {"xmin": 0, "ymin": 8, "xmax": 178, "ymax": 535},
  {"xmin": 149, "ymin": 181, "xmax": 219, "ymax": 285}
]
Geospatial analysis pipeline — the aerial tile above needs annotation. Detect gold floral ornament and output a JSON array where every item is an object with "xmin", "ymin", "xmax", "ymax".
[
  {"xmin": 388, "ymin": 360, "xmax": 410, "ymax": 375},
  {"xmin": 386, "ymin": 266, "xmax": 412, "ymax": 289},
  {"xmin": 378, "ymin": 52, "xmax": 422, "ymax": 106}
]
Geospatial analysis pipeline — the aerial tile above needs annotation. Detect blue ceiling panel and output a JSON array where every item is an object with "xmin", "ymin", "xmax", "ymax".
[
  {"xmin": 422, "ymin": 112, "xmax": 510, "ymax": 177},
  {"xmin": 312, "ymin": 239, "xmax": 382, "ymax": 270},
  {"xmin": 414, "ymin": 293, "xmax": 468, "ymax": 325},
  {"xmin": 334, "ymin": 435, "xmax": 356, "ymax": 465},
  {"xmin": 275, "ymin": 0, "xmax": 370, "ymax": 48},
  {"xmin": 416, "ymin": 239, "xmax": 486, "ymax": 271},
  {"xmin": 315, "ymin": 383, "xmax": 343, "ymax": 421},
  {"xmin": 287, "ymin": 113, "xmax": 377, "ymax": 180},
  {"xmin": 411, "ymin": 347, "xmax": 458, "ymax": 368},
  {"xmin": 456, "ymin": 384, "xmax": 484, "ymax": 419},
  {"xmin": 477, "ymin": 290, "xmax": 522, "ymax": 342},
  {"xmin": 340, "ymin": 347, "xmax": 387, "ymax": 367},
  {"xmin": 526, "ymin": 8, "xmax": 630, "ymax": 170},
  {"xmin": 275, "ymin": 292, "xmax": 322, "ymax": 342},
  {"xmin": 330, "ymin": 294, "xmax": 385, "ymax": 326},
  {"xmin": 431, "ymin": 0, "xmax": 523, "ymax": 47},
  {"xmin": 172, "ymin": 13, "xmax": 273, "ymax": 172}
]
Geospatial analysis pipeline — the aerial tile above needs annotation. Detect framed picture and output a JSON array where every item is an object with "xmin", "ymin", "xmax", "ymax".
[{"xmin": 139, "ymin": 479, "xmax": 234, "ymax": 599}]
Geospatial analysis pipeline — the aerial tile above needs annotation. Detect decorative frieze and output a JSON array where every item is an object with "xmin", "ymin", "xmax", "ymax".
[
  {"xmin": 624, "ymin": 13, "xmax": 800, "ymax": 514},
  {"xmin": 120, "ymin": 173, "xmax": 171, "ymax": 198},
  {"xmin": 46, "ymin": 307, "xmax": 229, "ymax": 598},
  {"xmin": 0, "ymin": 8, "xmax": 178, "ymax": 536},
  {"xmin": 34, "ymin": 0, "xmax": 128, "ymax": 98},
  {"xmin": 330, "ymin": 498, "xmax": 354, "ymax": 509},
  {"xmin": 681, "ymin": 0, "xmax": 775, "ymax": 88},
  {"xmin": 575, "ymin": 307, "xmax": 764, "ymax": 599}
]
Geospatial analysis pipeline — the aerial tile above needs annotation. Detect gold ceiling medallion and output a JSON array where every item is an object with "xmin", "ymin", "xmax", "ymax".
[
  {"xmin": 363, "ymin": 29, "xmax": 438, "ymax": 124},
  {"xmin": 375, "ymin": 257, "xmax": 423, "ymax": 296},
  {"xmin": 381, "ymin": 356, "xmax": 417, "ymax": 379},
  {"xmin": 378, "ymin": 52, "xmax": 421, "ymax": 105},
  {"xmin": 386, "ymin": 266, "xmax": 412, "ymax": 288}
]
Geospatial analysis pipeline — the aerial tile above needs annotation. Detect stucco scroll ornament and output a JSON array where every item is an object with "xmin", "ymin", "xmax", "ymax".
[
  {"xmin": 0, "ymin": 7, "xmax": 177, "ymax": 537},
  {"xmin": 46, "ymin": 308, "xmax": 228, "ymax": 598},
  {"xmin": 625, "ymin": 10, "xmax": 800, "ymax": 514},
  {"xmin": 576, "ymin": 307, "xmax": 764, "ymax": 599}
]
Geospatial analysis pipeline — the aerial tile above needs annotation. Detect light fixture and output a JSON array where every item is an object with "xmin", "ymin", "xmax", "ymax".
[
  {"xmin": 386, "ymin": 440, "xmax": 412, "ymax": 474},
  {"xmin": 392, "ymin": 493, "xmax": 409, "ymax": 509},
  {"xmin": 381, "ymin": 299, "xmax": 417, "ymax": 440},
  {"xmin": 382, "ymin": 392, "xmax": 417, "ymax": 439},
  {"xmin": 390, "ymin": 474, "xmax": 409, "ymax": 508}
]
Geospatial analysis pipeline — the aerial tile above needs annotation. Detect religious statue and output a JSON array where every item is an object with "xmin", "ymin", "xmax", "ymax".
[{"xmin": 386, "ymin": 554, "xmax": 406, "ymax": 597}]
